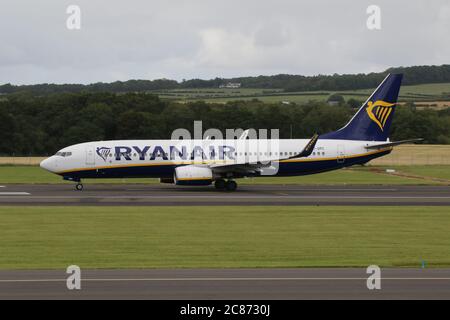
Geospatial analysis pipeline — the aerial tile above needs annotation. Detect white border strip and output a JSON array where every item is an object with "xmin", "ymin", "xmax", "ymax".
[{"xmin": 0, "ymin": 192, "xmax": 30, "ymax": 196}]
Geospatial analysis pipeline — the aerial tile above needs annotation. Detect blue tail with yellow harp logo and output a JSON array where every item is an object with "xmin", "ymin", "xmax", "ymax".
[{"xmin": 321, "ymin": 74, "xmax": 402, "ymax": 141}]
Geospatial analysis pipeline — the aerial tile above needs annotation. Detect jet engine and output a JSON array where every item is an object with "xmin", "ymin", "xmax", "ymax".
[{"xmin": 174, "ymin": 165, "xmax": 213, "ymax": 186}]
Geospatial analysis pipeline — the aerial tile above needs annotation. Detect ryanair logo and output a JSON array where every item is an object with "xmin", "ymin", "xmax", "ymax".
[
  {"xmin": 366, "ymin": 100, "xmax": 396, "ymax": 131},
  {"xmin": 96, "ymin": 147, "xmax": 111, "ymax": 162}
]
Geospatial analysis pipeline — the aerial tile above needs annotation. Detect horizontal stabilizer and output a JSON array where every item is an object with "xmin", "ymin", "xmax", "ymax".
[{"xmin": 365, "ymin": 138, "xmax": 423, "ymax": 150}]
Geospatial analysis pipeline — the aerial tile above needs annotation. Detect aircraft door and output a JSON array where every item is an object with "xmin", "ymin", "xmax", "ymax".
[
  {"xmin": 86, "ymin": 146, "xmax": 95, "ymax": 166},
  {"xmin": 337, "ymin": 145, "xmax": 345, "ymax": 164}
]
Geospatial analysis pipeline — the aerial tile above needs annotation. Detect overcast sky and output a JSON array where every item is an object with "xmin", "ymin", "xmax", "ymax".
[{"xmin": 0, "ymin": 0, "xmax": 449, "ymax": 85}]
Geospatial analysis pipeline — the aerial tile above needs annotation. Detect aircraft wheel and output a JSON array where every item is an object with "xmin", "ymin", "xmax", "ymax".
[
  {"xmin": 225, "ymin": 180, "xmax": 237, "ymax": 192},
  {"xmin": 214, "ymin": 179, "xmax": 226, "ymax": 190},
  {"xmin": 75, "ymin": 183, "xmax": 84, "ymax": 191}
]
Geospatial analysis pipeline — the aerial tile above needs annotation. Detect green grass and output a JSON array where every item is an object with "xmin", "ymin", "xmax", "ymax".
[
  {"xmin": 0, "ymin": 165, "xmax": 444, "ymax": 185},
  {"xmin": 0, "ymin": 166, "xmax": 157, "ymax": 184},
  {"xmin": 0, "ymin": 206, "xmax": 449, "ymax": 269},
  {"xmin": 195, "ymin": 93, "xmax": 329, "ymax": 104},
  {"xmin": 392, "ymin": 165, "xmax": 450, "ymax": 181},
  {"xmin": 399, "ymin": 82, "xmax": 450, "ymax": 96},
  {"xmin": 155, "ymin": 82, "xmax": 450, "ymax": 104},
  {"xmin": 241, "ymin": 167, "xmax": 432, "ymax": 185}
]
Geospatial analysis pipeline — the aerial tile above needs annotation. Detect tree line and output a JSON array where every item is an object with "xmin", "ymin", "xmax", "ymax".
[
  {"xmin": 0, "ymin": 93, "xmax": 449, "ymax": 156},
  {"xmin": 1, "ymin": 65, "xmax": 450, "ymax": 95}
]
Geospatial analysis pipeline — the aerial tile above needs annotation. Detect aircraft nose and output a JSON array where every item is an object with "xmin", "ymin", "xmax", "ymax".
[{"xmin": 40, "ymin": 157, "xmax": 56, "ymax": 172}]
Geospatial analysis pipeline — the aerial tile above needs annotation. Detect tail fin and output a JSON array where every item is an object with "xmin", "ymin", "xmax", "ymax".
[{"xmin": 321, "ymin": 73, "xmax": 403, "ymax": 141}]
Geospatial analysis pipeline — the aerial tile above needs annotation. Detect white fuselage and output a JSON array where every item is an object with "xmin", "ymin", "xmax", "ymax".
[{"xmin": 40, "ymin": 139, "xmax": 391, "ymax": 180}]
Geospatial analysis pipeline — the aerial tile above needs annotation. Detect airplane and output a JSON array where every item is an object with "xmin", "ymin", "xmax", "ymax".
[{"xmin": 40, "ymin": 73, "xmax": 421, "ymax": 191}]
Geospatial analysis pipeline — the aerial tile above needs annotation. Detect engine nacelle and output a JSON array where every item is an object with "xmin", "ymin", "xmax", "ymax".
[{"xmin": 174, "ymin": 165, "xmax": 213, "ymax": 186}]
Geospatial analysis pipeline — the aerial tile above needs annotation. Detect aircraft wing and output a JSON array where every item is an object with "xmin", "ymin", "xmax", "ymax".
[
  {"xmin": 209, "ymin": 133, "xmax": 319, "ymax": 173},
  {"xmin": 365, "ymin": 138, "xmax": 423, "ymax": 150}
]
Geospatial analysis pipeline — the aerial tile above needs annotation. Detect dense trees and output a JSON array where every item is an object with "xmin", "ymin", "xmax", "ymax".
[
  {"xmin": 1, "ymin": 65, "xmax": 449, "ymax": 95},
  {"xmin": 0, "ymin": 93, "xmax": 448, "ymax": 156}
]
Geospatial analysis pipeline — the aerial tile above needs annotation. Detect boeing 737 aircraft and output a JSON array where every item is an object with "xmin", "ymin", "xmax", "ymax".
[{"xmin": 40, "ymin": 74, "xmax": 420, "ymax": 191}]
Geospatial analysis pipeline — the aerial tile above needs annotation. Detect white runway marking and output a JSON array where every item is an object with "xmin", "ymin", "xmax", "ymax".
[
  {"xmin": 0, "ymin": 192, "xmax": 31, "ymax": 196},
  {"xmin": 0, "ymin": 277, "xmax": 449, "ymax": 283},
  {"xmin": 16, "ymin": 195, "xmax": 450, "ymax": 199}
]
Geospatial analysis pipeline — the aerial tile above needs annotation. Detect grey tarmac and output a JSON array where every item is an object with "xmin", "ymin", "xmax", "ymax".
[
  {"xmin": 0, "ymin": 268, "xmax": 449, "ymax": 299},
  {"xmin": 0, "ymin": 184, "xmax": 450, "ymax": 206}
]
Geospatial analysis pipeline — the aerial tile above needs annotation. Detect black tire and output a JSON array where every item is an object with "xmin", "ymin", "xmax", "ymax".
[
  {"xmin": 214, "ymin": 179, "xmax": 226, "ymax": 189},
  {"xmin": 75, "ymin": 183, "xmax": 83, "ymax": 191},
  {"xmin": 225, "ymin": 180, "xmax": 237, "ymax": 192}
]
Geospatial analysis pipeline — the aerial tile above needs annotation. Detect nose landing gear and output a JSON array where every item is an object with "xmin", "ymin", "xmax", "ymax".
[{"xmin": 63, "ymin": 176, "xmax": 84, "ymax": 191}]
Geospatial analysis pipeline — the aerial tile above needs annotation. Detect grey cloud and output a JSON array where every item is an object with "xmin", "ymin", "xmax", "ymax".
[{"xmin": 0, "ymin": 0, "xmax": 448, "ymax": 84}]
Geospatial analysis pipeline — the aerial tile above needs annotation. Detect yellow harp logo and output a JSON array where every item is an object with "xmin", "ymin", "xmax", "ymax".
[{"xmin": 366, "ymin": 100, "xmax": 396, "ymax": 131}]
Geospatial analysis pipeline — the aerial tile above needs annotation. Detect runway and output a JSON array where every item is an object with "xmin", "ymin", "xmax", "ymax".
[
  {"xmin": 0, "ymin": 268, "xmax": 449, "ymax": 299},
  {"xmin": 0, "ymin": 184, "xmax": 449, "ymax": 206}
]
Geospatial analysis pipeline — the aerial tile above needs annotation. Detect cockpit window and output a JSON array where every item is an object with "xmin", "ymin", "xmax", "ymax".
[{"xmin": 55, "ymin": 151, "xmax": 72, "ymax": 157}]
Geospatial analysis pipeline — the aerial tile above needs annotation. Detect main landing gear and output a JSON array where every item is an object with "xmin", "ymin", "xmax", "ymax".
[
  {"xmin": 75, "ymin": 182, "xmax": 84, "ymax": 191},
  {"xmin": 214, "ymin": 179, "xmax": 237, "ymax": 192}
]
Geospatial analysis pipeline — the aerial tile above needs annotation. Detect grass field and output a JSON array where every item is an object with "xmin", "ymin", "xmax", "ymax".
[
  {"xmin": 0, "ymin": 157, "xmax": 45, "ymax": 166},
  {"xmin": 0, "ymin": 165, "xmax": 448, "ymax": 185},
  {"xmin": 371, "ymin": 145, "xmax": 450, "ymax": 166},
  {"xmin": 0, "ymin": 166, "xmax": 154, "ymax": 184},
  {"xmin": 155, "ymin": 82, "xmax": 450, "ymax": 105},
  {"xmin": 390, "ymin": 165, "xmax": 450, "ymax": 181},
  {"xmin": 241, "ymin": 167, "xmax": 437, "ymax": 185},
  {"xmin": 0, "ymin": 206, "xmax": 449, "ymax": 269}
]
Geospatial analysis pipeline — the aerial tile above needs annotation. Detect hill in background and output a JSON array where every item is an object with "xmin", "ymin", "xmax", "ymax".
[{"xmin": 1, "ymin": 64, "xmax": 449, "ymax": 96}]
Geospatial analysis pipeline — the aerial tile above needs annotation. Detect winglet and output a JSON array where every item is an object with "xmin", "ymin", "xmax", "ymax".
[{"xmin": 289, "ymin": 133, "xmax": 319, "ymax": 159}]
